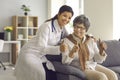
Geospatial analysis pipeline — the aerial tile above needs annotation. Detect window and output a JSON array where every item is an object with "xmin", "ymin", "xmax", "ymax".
[
  {"xmin": 113, "ymin": 0, "xmax": 120, "ymax": 39},
  {"xmin": 65, "ymin": 0, "xmax": 84, "ymax": 34}
]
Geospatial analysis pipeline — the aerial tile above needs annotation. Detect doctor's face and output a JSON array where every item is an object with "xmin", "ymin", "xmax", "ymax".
[{"xmin": 57, "ymin": 11, "xmax": 72, "ymax": 28}]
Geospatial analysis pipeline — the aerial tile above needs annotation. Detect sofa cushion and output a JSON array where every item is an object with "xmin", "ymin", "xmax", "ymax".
[
  {"xmin": 108, "ymin": 66, "xmax": 120, "ymax": 73},
  {"xmin": 52, "ymin": 61, "xmax": 87, "ymax": 80},
  {"xmin": 102, "ymin": 40, "xmax": 120, "ymax": 67}
]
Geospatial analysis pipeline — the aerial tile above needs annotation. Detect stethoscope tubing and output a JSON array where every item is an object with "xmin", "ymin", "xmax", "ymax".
[
  {"xmin": 51, "ymin": 20, "xmax": 63, "ymax": 40},
  {"xmin": 51, "ymin": 20, "xmax": 56, "ymax": 32}
]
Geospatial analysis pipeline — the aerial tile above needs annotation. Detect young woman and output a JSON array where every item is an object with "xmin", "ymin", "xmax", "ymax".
[
  {"xmin": 61, "ymin": 15, "xmax": 118, "ymax": 80},
  {"xmin": 14, "ymin": 5, "xmax": 74, "ymax": 80}
]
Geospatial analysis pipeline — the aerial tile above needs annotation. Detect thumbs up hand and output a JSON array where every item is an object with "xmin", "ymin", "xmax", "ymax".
[
  {"xmin": 71, "ymin": 42, "xmax": 79, "ymax": 53},
  {"xmin": 99, "ymin": 39, "xmax": 107, "ymax": 56},
  {"xmin": 69, "ymin": 42, "xmax": 79, "ymax": 58},
  {"xmin": 60, "ymin": 40, "xmax": 67, "ymax": 53}
]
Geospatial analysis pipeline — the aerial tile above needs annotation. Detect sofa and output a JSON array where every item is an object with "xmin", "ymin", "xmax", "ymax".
[
  {"xmin": 44, "ymin": 40, "xmax": 120, "ymax": 80},
  {"xmin": 102, "ymin": 40, "xmax": 120, "ymax": 80}
]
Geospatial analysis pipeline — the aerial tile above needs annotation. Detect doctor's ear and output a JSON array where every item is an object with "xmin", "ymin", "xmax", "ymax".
[{"xmin": 57, "ymin": 14, "xmax": 60, "ymax": 18}]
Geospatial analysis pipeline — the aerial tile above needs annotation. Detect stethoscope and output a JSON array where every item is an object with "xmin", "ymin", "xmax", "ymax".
[
  {"xmin": 51, "ymin": 20, "xmax": 56, "ymax": 32},
  {"xmin": 51, "ymin": 20, "xmax": 63, "ymax": 41}
]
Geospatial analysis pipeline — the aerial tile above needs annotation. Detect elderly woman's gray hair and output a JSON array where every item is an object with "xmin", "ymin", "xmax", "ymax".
[{"xmin": 73, "ymin": 15, "xmax": 90, "ymax": 31}]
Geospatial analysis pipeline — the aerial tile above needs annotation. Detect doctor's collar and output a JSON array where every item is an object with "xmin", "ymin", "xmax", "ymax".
[{"xmin": 51, "ymin": 20, "xmax": 64, "ymax": 32}]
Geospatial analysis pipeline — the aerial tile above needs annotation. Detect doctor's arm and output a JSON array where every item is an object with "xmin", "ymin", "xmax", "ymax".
[
  {"xmin": 37, "ymin": 24, "xmax": 61, "ymax": 55},
  {"xmin": 61, "ymin": 40, "xmax": 78, "ymax": 64}
]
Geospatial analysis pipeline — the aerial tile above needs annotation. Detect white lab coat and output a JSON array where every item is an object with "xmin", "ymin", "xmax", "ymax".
[{"xmin": 14, "ymin": 19, "xmax": 68, "ymax": 80}]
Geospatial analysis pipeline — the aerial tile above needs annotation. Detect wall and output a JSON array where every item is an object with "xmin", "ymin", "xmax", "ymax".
[
  {"xmin": 0, "ymin": 0, "xmax": 47, "ymax": 32},
  {"xmin": 84, "ymin": 0, "xmax": 113, "ymax": 40},
  {"xmin": 113, "ymin": 0, "xmax": 120, "ymax": 40},
  {"xmin": 0, "ymin": 0, "xmax": 113, "ymax": 40}
]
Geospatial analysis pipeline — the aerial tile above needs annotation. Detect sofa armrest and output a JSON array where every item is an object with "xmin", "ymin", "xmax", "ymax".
[{"xmin": 52, "ymin": 61, "xmax": 87, "ymax": 80}]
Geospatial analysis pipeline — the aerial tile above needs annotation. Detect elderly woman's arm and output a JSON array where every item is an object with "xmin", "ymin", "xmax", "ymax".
[{"xmin": 93, "ymin": 40, "xmax": 107, "ymax": 63}]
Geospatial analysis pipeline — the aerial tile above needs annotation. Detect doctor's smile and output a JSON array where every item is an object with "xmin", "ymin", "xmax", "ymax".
[{"xmin": 57, "ymin": 11, "xmax": 72, "ymax": 27}]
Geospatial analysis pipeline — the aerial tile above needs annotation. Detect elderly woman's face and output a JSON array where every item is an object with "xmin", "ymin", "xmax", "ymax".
[{"xmin": 73, "ymin": 23, "xmax": 86, "ymax": 38}]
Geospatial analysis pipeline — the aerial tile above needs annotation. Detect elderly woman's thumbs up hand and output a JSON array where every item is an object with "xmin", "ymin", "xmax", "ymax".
[
  {"xmin": 99, "ymin": 39, "xmax": 107, "ymax": 56},
  {"xmin": 69, "ymin": 42, "xmax": 79, "ymax": 58}
]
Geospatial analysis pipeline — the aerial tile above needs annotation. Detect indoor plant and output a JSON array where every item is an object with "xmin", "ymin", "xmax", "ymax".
[
  {"xmin": 4, "ymin": 26, "xmax": 13, "ymax": 41},
  {"xmin": 4, "ymin": 26, "xmax": 13, "ymax": 32},
  {"xmin": 21, "ymin": 4, "xmax": 30, "ymax": 16}
]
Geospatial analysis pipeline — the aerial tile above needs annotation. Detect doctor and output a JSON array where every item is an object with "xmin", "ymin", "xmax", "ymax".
[{"xmin": 14, "ymin": 5, "xmax": 74, "ymax": 80}]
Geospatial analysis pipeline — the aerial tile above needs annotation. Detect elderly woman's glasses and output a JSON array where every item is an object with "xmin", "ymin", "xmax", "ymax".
[{"xmin": 75, "ymin": 25, "xmax": 86, "ymax": 30}]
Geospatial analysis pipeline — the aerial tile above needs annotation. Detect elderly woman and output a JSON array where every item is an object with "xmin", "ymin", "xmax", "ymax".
[{"xmin": 61, "ymin": 15, "xmax": 118, "ymax": 80}]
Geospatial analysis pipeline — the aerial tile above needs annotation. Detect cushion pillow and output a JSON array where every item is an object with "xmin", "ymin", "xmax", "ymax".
[{"xmin": 102, "ymin": 40, "xmax": 120, "ymax": 67}]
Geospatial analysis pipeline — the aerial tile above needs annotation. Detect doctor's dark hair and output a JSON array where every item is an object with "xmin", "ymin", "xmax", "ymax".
[
  {"xmin": 73, "ymin": 15, "xmax": 90, "ymax": 32},
  {"xmin": 45, "ymin": 5, "xmax": 74, "ymax": 22}
]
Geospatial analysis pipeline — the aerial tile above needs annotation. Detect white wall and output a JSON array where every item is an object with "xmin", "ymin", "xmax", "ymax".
[
  {"xmin": 0, "ymin": 0, "xmax": 47, "ymax": 32},
  {"xmin": 0, "ymin": 0, "xmax": 114, "ymax": 40},
  {"xmin": 84, "ymin": 0, "xmax": 113, "ymax": 40}
]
